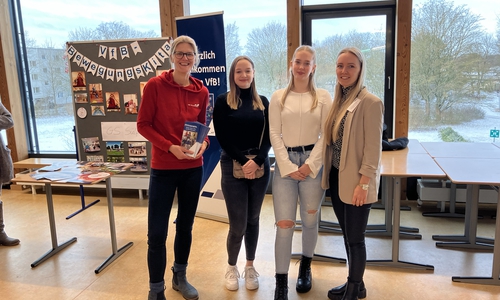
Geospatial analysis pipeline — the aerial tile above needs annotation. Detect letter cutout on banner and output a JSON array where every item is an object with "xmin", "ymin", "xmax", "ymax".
[
  {"xmin": 88, "ymin": 61, "xmax": 98, "ymax": 76},
  {"xmin": 120, "ymin": 46, "xmax": 130, "ymax": 59},
  {"xmin": 161, "ymin": 41, "xmax": 171, "ymax": 57},
  {"xmin": 109, "ymin": 47, "xmax": 117, "ymax": 60},
  {"xmin": 66, "ymin": 46, "xmax": 76, "ymax": 58},
  {"xmin": 106, "ymin": 68, "xmax": 115, "ymax": 81},
  {"xmin": 155, "ymin": 49, "xmax": 168, "ymax": 62},
  {"xmin": 116, "ymin": 69, "xmax": 125, "ymax": 82},
  {"xmin": 97, "ymin": 65, "xmax": 107, "ymax": 79},
  {"xmin": 72, "ymin": 52, "xmax": 83, "ymax": 65},
  {"xmin": 80, "ymin": 56, "xmax": 91, "ymax": 71},
  {"xmin": 130, "ymin": 41, "xmax": 142, "ymax": 55},
  {"xmin": 125, "ymin": 67, "xmax": 135, "ymax": 81},
  {"xmin": 149, "ymin": 56, "xmax": 161, "ymax": 69},
  {"xmin": 99, "ymin": 45, "xmax": 108, "ymax": 59},
  {"xmin": 134, "ymin": 65, "xmax": 145, "ymax": 78},
  {"xmin": 141, "ymin": 61, "xmax": 154, "ymax": 75}
]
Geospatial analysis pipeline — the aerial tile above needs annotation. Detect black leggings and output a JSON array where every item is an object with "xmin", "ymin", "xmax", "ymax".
[{"xmin": 328, "ymin": 167, "xmax": 371, "ymax": 283}]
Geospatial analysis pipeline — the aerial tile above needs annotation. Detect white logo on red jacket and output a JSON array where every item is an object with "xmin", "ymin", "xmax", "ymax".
[{"xmin": 187, "ymin": 103, "xmax": 200, "ymax": 107}]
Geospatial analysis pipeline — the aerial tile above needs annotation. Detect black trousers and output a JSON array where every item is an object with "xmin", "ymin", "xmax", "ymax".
[{"xmin": 328, "ymin": 166, "xmax": 371, "ymax": 283}]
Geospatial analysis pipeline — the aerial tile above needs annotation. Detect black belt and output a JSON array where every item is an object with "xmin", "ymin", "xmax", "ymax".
[{"xmin": 286, "ymin": 144, "xmax": 314, "ymax": 152}]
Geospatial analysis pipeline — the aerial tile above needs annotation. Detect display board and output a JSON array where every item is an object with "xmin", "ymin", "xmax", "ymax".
[{"xmin": 66, "ymin": 38, "xmax": 172, "ymax": 176}]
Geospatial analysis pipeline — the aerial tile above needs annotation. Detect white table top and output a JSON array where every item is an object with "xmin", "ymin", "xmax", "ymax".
[
  {"xmin": 420, "ymin": 142, "xmax": 500, "ymax": 158},
  {"xmin": 381, "ymin": 152, "xmax": 446, "ymax": 178},
  {"xmin": 433, "ymin": 157, "xmax": 500, "ymax": 185}
]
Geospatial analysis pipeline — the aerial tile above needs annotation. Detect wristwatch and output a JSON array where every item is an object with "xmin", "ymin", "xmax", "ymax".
[{"xmin": 358, "ymin": 183, "xmax": 369, "ymax": 190}]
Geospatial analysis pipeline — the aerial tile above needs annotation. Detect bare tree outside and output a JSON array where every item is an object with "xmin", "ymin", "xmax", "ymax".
[
  {"xmin": 224, "ymin": 22, "xmax": 241, "ymax": 68},
  {"xmin": 224, "ymin": 22, "xmax": 241, "ymax": 90},
  {"xmin": 410, "ymin": 0, "xmax": 486, "ymax": 126},
  {"xmin": 245, "ymin": 21, "xmax": 288, "ymax": 98},
  {"xmin": 314, "ymin": 31, "xmax": 386, "ymax": 99},
  {"xmin": 68, "ymin": 21, "xmax": 158, "ymax": 42}
]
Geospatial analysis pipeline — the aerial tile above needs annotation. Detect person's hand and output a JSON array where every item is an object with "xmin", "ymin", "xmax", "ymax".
[
  {"xmin": 297, "ymin": 164, "xmax": 312, "ymax": 177},
  {"xmin": 169, "ymin": 145, "xmax": 194, "ymax": 160},
  {"xmin": 289, "ymin": 170, "xmax": 306, "ymax": 181},
  {"xmin": 352, "ymin": 185, "xmax": 368, "ymax": 206},
  {"xmin": 242, "ymin": 159, "xmax": 260, "ymax": 179},
  {"xmin": 194, "ymin": 141, "xmax": 208, "ymax": 159}
]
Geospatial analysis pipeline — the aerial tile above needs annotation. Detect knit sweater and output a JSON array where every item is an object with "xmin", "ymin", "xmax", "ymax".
[
  {"xmin": 137, "ymin": 69, "xmax": 209, "ymax": 170},
  {"xmin": 269, "ymin": 88, "xmax": 332, "ymax": 178},
  {"xmin": 213, "ymin": 88, "xmax": 271, "ymax": 166}
]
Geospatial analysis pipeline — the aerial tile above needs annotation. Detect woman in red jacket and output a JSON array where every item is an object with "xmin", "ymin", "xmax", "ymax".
[{"xmin": 137, "ymin": 35, "xmax": 209, "ymax": 300}]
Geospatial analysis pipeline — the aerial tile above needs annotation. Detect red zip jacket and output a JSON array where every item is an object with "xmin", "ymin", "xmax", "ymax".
[{"xmin": 137, "ymin": 69, "xmax": 209, "ymax": 170}]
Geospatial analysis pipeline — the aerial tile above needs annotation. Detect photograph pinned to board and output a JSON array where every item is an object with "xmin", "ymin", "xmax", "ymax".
[
  {"xmin": 89, "ymin": 83, "xmax": 104, "ymax": 103},
  {"xmin": 91, "ymin": 105, "xmax": 105, "ymax": 116},
  {"xmin": 107, "ymin": 156, "xmax": 125, "ymax": 163},
  {"xmin": 82, "ymin": 137, "xmax": 101, "ymax": 153},
  {"xmin": 86, "ymin": 155, "xmax": 104, "ymax": 162},
  {"xmin": 105, "ymin": 92, "xmax": 120, "ymax": 111},
  {"xmin": 106, "ymin": 141, "xmax": 124, "ymax": 156},
  {"xmin": 72, "ymin": 71, "xmax": 86, "ymax": 91},
  {"xmin": 74, "ymin": 92, "xmax": 88, "ymax": 103},
  {"xmin": 123, "ymin": 94, "xmax": 138, "ymax": 114},
  {"xmin": 128, "ymin": 142, "xmax": 146, "ymax": 156},
  {"xmin": 130, "ymin": 157, "xmax": 148, "ymax": 172}
]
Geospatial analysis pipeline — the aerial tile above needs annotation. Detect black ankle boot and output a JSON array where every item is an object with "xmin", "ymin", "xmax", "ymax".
[
  {"xmin": 274, "ymin": 273, "xmax": 288, "ymax": 300},
  {"xmin": 341, "ymin": 280, "xmax": 361, "ymax": 300},
  {"xmin": 296, "ymin": 255, "xmax": 312, "ymax": 293},
  {"xmin": 327, "ymin": 280, "xmax": 366, "ymax": 299}
]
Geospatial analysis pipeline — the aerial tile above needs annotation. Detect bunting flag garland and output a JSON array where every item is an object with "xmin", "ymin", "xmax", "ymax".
[
  {"xmin": 65, "ymin": 39, "xmax": 171, "ymax": 82},
  {"xmin": 130, "ymin": 41, "xmax": 142, "ymax": 55},
  {"xmin": 98, "ymin": 45, "xmax": 108, "ymax": 59},
  {"xmin": 109, "ymin": 47, "xmax": 118, "ymax": 60},
  {"xmin": 119, "ymin": 46, "xmax": 130, "ymax": 59}
]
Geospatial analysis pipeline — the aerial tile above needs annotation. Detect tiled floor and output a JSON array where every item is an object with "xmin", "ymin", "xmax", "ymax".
[{"xmin": 0, "ymin": 185, "xmax": 499, "ymax": 299}]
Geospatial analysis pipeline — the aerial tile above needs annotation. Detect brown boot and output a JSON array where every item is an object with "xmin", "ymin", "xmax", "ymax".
[{"xmin": 0, "ymin": 200, "xmax": 19, "ymax": 246}]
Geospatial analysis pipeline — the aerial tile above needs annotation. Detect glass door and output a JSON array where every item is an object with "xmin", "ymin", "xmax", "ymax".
[{"xmin": 302, "ymin": 1, "xmax": 396, "ymax": 136}]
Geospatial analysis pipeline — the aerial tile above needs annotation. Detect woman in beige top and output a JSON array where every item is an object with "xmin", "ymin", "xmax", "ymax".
[{"xmin": 322, "ymin": 47, "xmax": 383, "ymax": 300}]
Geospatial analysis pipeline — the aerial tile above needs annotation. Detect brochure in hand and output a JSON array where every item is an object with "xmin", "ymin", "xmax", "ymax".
[{"xmin": 181, "ymin": 121, "xmax": 210, "ymax": 158}]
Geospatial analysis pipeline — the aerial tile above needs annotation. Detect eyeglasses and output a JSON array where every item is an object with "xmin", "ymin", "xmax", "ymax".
[{"xmin": 173, "ymin": 51, "xmax": 195, "ymax": 59}]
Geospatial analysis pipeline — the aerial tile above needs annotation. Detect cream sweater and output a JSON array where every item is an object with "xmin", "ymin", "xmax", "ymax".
[{"xmin": 269, "ymin": 88, "xmax": 332, "ymax": 178}]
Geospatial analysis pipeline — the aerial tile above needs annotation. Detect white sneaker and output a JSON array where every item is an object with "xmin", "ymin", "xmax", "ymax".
[
  {"xmin": 225, "ymin": 265, "xmax": 240, "ymax": 291},
  {"xmin": 242, "ymin": 266, "xmax": 260, "ymax": 290}
]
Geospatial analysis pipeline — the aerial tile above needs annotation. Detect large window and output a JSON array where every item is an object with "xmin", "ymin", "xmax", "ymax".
[
  {"xmin": 189, "ymin": 0, "xmax": 287, "ymax": 98},
  {"xmin": 408, "ymin": 0, "xmax": 500, "ymax": 143},
  {"xmin": 302, "ymin": 1, "xmax": 396, "ymax": 136},
  {"xmin": 11, "ymin": 0, "xmax": 161, "ymax": 154},
  {"xmin": 10, "ymin": 0, "xmax": 499, "ymax": 157}
]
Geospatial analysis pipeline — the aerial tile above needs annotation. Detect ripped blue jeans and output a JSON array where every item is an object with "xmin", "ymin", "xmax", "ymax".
[{"xmin": 272, "ymin": 150, "xmax": 325, "ymax": 274}]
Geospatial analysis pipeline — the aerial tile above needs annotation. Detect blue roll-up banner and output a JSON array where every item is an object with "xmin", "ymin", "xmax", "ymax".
[{"xmin": 176, "ymin": 12, "xmax": 228, "ymax": 222}]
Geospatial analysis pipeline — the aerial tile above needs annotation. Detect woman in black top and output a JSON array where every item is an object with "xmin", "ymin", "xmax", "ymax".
[{"xmin": 213, "ymin": 55, "xmax": 271, "ymax": 292}]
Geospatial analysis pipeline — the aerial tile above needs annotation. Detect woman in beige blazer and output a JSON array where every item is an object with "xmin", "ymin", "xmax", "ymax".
[{"xmin": 322, "ymin": 47, "xmax": 384, "ymax": 300}]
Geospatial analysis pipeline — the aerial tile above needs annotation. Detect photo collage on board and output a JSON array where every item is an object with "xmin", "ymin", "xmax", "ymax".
[{"xmin": 70, "ymin": 38, "xmax": 173, "ymax": 173}]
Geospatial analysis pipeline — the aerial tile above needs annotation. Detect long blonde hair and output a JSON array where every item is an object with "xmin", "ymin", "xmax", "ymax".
[
  {"xmin": 226, "ymin": 56, "xmax": 264, "ymax": 110},
  {"xmin": 279, "ymin": 45, "xmax": 318, "ymax": 110},
  {"xmin": 324, "ymin": 47, "xmax": 366, "ymax": 143}
]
